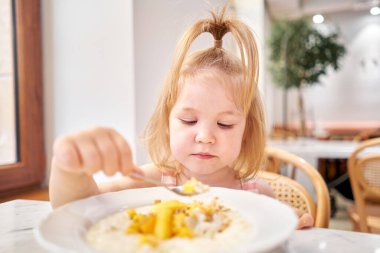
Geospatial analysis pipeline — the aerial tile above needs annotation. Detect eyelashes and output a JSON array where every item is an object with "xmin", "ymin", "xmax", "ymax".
[
  {"xmin": 217, "ymin": 123, "xmax": 234, "ymax": 129},
  {"xmin": 179, "ymin": 119, "xmax": 234, "ymax": 129},
  {"xmin": 180, "ymin": 119, "xmax": 197, "ymax": 125}
]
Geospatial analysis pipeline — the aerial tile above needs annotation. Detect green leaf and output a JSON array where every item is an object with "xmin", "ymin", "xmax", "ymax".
[{"xmin": 268, "ymin": 18, "xmax": 346, "ymax": 90}]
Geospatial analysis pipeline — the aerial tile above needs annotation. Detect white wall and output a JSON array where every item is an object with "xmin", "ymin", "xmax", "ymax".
[
  {"xmin": 305, "ymin": 12, "xmax": 380, "ymax": 122},
  {"xmin": 42, "ymin": 0, "xmax": 135, "ymax": 182},
  {"xmin": 268, "ymin": 10, "xmax": 380, "ymax": 129}
]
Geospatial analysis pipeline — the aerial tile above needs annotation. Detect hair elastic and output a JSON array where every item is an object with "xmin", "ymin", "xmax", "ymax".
[{"xmin": 214, "ymin": 39, "xmax": 223, "ymax": 48}]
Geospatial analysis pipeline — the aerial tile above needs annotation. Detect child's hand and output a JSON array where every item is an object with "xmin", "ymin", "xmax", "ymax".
[
  {"xmin": 53, "ymin": 127, "xmax": 136, "ymax": 176},
  {"xmin": 294, "ymin": 208, "xmax": 314, "ymax": 229}
]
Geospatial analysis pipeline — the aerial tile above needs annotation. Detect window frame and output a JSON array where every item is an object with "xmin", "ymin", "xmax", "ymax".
[{"xmin": 0, "ymin": 0, "xmax": 45, "ymax": 195}]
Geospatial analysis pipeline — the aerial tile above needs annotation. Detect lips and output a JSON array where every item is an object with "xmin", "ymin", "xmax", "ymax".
[{"xmin": 192, "ymin": 153, "xmax": 215, "ymax": 160}]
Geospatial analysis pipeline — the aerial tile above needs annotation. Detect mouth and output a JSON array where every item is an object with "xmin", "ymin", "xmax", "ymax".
[{"xmin": 192, "ymin": 153, "xmax": 216, "ymax": 160}]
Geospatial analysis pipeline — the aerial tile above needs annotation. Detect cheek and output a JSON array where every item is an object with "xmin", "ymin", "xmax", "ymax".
[
  {"xmin": 225, "ymin": 127, "xmax": 245, "ymax": 157},
  {"xmin": 169, "ymin": 121, "xmax": 191, "ymax": 156},
  {"xmin": 169, "ymin": 128, "xmax": 180, "ymax": 152},
  {"xmin": 227, "ymin": 137, "xmax": 243, "ymax": 157}
]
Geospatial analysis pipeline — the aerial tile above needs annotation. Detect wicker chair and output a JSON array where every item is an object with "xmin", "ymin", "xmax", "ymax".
[
  {"xmin": 347, "ymin": 137, "xmax": 380, "ymax": 233},
  {"xmin": 261, "ymin": 147, "xmax": 331, "ymax": 228}
]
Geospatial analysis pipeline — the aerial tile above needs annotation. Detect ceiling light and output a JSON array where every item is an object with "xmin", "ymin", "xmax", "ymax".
[
  {"xmin": 313, "ymin": 14, "xmax": 324, "ymax": 24},
  {"xmin": 370, "ymin": 6, "xmax": 380, "ymax": 15}
]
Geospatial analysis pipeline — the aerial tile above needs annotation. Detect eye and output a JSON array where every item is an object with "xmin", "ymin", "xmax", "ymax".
[
  {"xmin": 218, "ymin": 122, "xmax": 234, "ymax": 129},
  {"xmin": 180, "ymin": 119, "xmax": 197, "ymax": 125}
]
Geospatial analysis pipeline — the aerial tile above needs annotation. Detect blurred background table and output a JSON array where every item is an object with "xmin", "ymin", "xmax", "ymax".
[{"xmin": 268, "ymin": 139, "xmax": 360, "ymax": 169}]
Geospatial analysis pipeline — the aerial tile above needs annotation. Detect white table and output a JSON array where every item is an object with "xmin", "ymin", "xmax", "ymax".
[
  {"xmin": 1, "ymin": 199, "xmax": 380, "ymax": 253},
  {"xmin": 268, "ymin": 139, "xmax": 362, "ymax": 198},
  {"xmin": 268, "ymin": 139, "xmax": 361, "ymax": 169}
]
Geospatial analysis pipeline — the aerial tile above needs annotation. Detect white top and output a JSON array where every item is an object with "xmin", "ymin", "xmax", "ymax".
[{"xmin": 1, "ymin": 199, "xmax": 380, "ymax": 253}]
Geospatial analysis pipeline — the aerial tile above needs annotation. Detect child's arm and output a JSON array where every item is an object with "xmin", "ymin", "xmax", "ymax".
[
  {"xmin": 253, "ymin": 178, "xmax": 276, "ymax": 198},
  {"xmin": 49, "ymin": 127, "xmax": 158, "ymax": 208}
]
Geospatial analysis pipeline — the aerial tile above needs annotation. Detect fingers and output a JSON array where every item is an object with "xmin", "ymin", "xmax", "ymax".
[
  {"xmin": 294, "ymin": 209, "xmax": 314, "ymax": 229},
  {"xmin": 53, "ymin": 127, "xmax": 135, "ymax": 176},
  {"xmin": 72, "ymin": 131, "xmax": 103, "ymax": 175},
  {"xmin": 53, "ymin": 136, "xmax": 82, "ymax": 171},
  {"xmin": 89, "ymin": 129, "xmax": 119, "ymax": 176},
  {"xmin": 107, "ymin": 129, "xmax": 135, "ymax": 175},
  {"xmin": 297, "ymin": 213, "xmax": 314, "ymax": 229}
]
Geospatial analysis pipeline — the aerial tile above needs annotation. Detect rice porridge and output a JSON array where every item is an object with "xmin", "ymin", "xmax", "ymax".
[{"xmin": 86, "ymin": 198, "xmax": 252, "ymax": 253}]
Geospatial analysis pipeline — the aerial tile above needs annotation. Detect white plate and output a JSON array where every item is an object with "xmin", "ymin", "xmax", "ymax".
[{"xmin": 35, "ymin": 187, "xmax": 297, "ymax": 253}]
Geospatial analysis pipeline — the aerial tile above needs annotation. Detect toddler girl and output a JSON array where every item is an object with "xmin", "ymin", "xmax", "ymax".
[{"xmin": 49, "ymin": 7, "xmax": 313, "ymax": 229}]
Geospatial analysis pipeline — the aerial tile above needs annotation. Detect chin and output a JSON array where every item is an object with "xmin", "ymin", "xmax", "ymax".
[{"xmin": 186, "ymin": 164, "xmax": 225, "ymax": 176}]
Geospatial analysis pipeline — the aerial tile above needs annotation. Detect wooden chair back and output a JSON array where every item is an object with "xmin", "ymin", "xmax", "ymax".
[
  {"xmin": 263, "ymin": 147, "xmax": 331, "ymax": 228},
  {"xmin": 347, "ymin": 137, "xmax": 380, "ymax": 233}
]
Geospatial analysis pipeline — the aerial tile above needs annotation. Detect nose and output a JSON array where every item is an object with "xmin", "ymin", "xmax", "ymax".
[{"xmin": 195, "ymin": 125, "xmax": 215, "ymax": 144}]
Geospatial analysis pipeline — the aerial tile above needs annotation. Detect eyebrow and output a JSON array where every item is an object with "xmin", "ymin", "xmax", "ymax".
[{"xmin": 178, "ymin": 107, "xmax": 242, "ymax": 116}]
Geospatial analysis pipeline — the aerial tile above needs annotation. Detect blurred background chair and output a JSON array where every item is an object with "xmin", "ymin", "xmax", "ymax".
[
  {"xmin": 353, "ymin": 128, "xmax": 380, "ymax": 142},
  {"xmin": 347, "ymin": 137, "xmax": 380, "ymax": 233},
  {"xmin": 262, "ymin": 147, "xmax": 330, "ymax": 228}
]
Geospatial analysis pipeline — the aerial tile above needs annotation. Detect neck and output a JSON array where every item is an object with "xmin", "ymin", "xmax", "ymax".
[{"xmin": 178, "ymin": 166, "xmax": 241, "ymax": 189}]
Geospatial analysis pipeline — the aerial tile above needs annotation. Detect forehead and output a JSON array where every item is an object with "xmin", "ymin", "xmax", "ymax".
[
  {"xmin": 175, "ymin": 74, "xmax": 241, "ymax": 113},
  {"xmin": 177, "ymin": 69, "xmax": 243, "ymax": 107},
  {"xmin": 179, "ymin": 68, "xmax": 238, "ymax": 95},
  {"xmin": 179, "ymin": 77, "xmax": 227, "ymax": 99}
]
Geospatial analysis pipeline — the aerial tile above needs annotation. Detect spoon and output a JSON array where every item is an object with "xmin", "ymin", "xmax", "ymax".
[{"xmin": 130, "ymin": 172, "xmax": 208, "ymax": 197}]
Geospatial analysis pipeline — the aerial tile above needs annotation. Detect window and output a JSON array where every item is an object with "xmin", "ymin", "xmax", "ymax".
[{"xmin": 0, "ymin": 0, "xmax": 45, "ymax": 194}]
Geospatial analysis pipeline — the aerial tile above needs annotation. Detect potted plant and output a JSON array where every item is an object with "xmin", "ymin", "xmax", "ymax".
[{"xmin": 268, "ymin": 18, "xmax": 346, "ymax": 137}]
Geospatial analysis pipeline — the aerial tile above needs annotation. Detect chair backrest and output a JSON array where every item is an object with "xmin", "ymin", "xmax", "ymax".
[
  {"xmin": 347, "ymin": 137, "xmax": 380, "ymax": 232},
  {"xmin": 262, "ymin": 147, "xmax": 331, "ymax": 228}
]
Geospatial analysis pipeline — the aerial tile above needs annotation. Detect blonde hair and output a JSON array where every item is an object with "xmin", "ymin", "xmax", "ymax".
[{"xmin": 144, "ymin": 7, "xmax": 266, "ymax": 180}]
